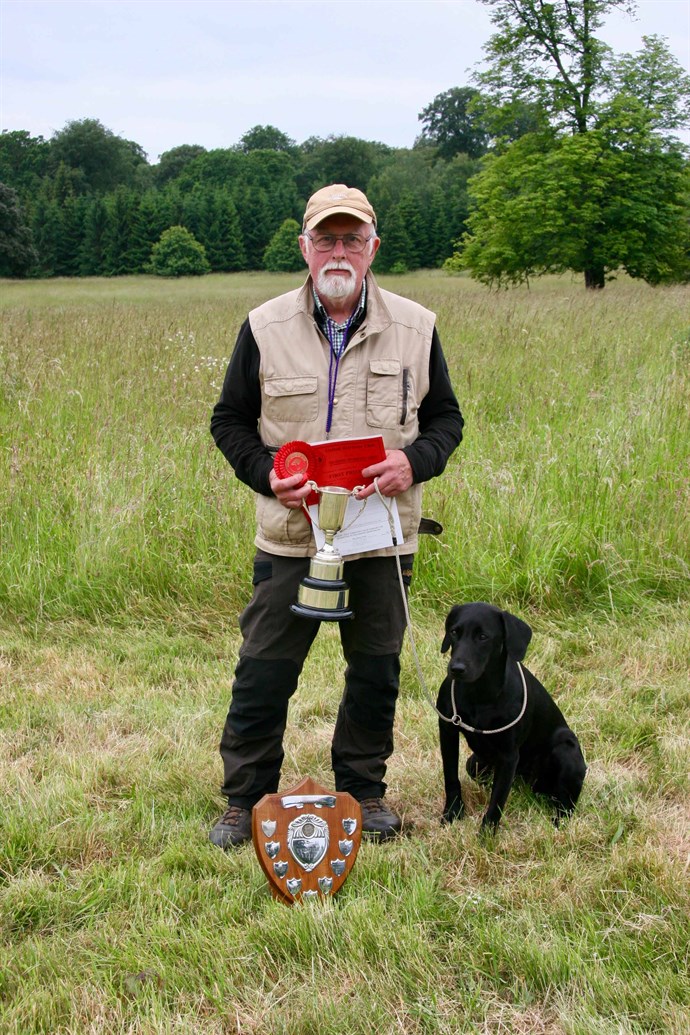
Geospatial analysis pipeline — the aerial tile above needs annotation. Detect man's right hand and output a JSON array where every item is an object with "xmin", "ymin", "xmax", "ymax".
[{"xmin": 269, "ymin": 469, "xmax": 312, "ymax": 509}]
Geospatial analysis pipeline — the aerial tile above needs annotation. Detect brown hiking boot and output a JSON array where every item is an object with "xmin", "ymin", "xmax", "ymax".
[
  {"xmin": 359, "ymin": 798, "xmax": 402, "ymax": 841},
  {"xmin": 209, "ymin": 805, "xmax": 252, "ymax": 849}
]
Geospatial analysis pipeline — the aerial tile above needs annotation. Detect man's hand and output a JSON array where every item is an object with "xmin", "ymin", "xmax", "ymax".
[
  {"xmin": 357, "ymin": 449, "xmax": 413, "ymax": 499},
  {"xmin": 269, "ymin": 469, "xmax": 311, "ymax": 509}
]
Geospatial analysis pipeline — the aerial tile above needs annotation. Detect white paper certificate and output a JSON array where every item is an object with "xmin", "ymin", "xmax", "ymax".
[{"xmin": 308, "ymin": 494, "xmax": 404, "ymax": 556}]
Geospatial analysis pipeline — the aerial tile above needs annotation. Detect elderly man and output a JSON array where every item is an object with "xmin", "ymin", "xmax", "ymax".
[{"xmin": 209, "ymin": 184, "xmax": 463, "ymax": 847}]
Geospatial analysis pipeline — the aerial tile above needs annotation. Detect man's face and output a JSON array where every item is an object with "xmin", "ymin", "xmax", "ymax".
[{"xmin": 299, "ymin": 215, "xmax": 379, "ymax": 308}]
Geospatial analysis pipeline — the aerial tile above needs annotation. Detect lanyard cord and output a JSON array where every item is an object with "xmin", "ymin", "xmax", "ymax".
[{"xmin": 325, "ymin": 314, "xmax": 353, "ymax": 436}]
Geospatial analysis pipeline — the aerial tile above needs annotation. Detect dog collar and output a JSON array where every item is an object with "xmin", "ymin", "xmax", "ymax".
[{"xmin": 442, "ymin": 661, "xmax": 528, "ymax": 734}]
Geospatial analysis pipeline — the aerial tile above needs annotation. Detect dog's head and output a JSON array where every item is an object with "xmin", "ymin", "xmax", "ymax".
[{"xmin": 441, "ymin": 602, "xmax": 532, "ymax": 683}]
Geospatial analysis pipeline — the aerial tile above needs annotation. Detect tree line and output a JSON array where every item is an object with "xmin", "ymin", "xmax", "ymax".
[
  {"xmin": 1, "ymin": 1, "xmax": 689, "ymax": 289},
  {"xmin": 0, "ymin": 125, "xmax": 479, "ymax": 279}
]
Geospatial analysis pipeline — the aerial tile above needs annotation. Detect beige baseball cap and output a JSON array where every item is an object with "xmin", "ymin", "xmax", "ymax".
[{"xmin": 302, "ymin": 184, "xmax": 377, "ymax": 231}]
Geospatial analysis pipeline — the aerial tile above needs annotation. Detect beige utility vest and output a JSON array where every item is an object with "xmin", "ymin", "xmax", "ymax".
[{"xmin": 248, "ymin": 275, "xmax": 435, "ymax": 559}]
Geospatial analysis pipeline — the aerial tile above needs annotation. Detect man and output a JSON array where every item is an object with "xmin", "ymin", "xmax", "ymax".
[{"xmin": 209, "ymin": 184, "xmax": 463, "ymax": 848}]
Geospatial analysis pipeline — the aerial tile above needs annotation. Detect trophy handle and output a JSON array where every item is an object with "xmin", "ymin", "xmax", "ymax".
[
  {"xmin": 339, "ymin": 488, "xmax": 367, "ymax": 533},
  {"xmin": 300, "ymin": 481, "xmax": 320, "ymax": 522}
]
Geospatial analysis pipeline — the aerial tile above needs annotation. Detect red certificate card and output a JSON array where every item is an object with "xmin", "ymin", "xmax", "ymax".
[{"xmin": 308, "ymin": 436, "xmax": 386, "ymax": 497}]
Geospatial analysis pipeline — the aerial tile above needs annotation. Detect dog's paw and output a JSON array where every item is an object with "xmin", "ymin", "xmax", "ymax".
[
  {"xmin": 480, "ymin": 811, "xmax": 502, "ymax": 834},
  {"xmin": 441, "ymin": 799, "xmax": 465, "ymax": 824}
]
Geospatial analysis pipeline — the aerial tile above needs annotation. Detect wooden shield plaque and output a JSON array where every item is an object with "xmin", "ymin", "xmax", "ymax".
[{"xmin": 252, "ymin": 777, "xmax": 362, "ymax": 904}]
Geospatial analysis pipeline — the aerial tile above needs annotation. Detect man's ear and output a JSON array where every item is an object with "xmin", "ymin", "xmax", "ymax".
[
  {"xmin": 501, "ymin": 611, "xmax": 532, "ymax": 661},
  {"xmin": 441, "ymin": 606, "xmax": 463, "ymax": 653}
]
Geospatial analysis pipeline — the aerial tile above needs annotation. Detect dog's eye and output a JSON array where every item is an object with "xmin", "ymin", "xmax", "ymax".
[{"xmin": 476, "ymin": 632, "xmax": 488, "ymax": 642}]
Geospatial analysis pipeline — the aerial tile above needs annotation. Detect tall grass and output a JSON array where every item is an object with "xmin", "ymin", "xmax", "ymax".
[
  {"xmin": 1, "ymin": 272, "xmax": 688, "ymax": 1034},
  {"xmin": 1, "ymin": 272, "xmax": 688, "ymax": 624}
]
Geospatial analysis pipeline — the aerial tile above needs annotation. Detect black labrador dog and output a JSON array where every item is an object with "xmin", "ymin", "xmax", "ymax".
[{"xmin": 437, "ymin": 602, "xmax": 586, "ymax": 830}]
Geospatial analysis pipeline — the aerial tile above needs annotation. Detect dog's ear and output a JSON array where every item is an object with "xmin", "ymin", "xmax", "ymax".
[
  {"xmin": 501, "ymin": 611, "xmax": 532, "ymax": 661},
  {"xmin": 441, "ymin": 605, "xmax": 463, "ymax": 653}
]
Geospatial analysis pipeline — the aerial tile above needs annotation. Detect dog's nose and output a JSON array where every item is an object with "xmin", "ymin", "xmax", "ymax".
[{"xmin": 451, "ymin": 661, "xmax": 466, "ymax": 676}]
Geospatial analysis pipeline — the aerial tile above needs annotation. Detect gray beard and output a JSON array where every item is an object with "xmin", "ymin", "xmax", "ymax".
[{"xmin": 316, "ymin": 262, "xmax": 357, "ymax": 301}]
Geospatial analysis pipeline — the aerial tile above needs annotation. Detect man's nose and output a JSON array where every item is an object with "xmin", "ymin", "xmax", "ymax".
[{"xmin": 332, "ymin": 238, "xmax": 347, "ymax": 257}]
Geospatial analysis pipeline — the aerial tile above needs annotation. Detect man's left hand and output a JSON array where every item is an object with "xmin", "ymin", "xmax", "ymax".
[{"xmin": 357, "ymin": 449, "xmax": 413, "ymax": 499}]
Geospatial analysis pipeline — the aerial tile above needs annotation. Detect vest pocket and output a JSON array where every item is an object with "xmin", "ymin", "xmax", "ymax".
[
  {"xmin": 366, "ymin": 359, "xmax": 401, "ymax": 429},
  {"xmin": 263, "ymin": 376, "xmax": 318, "ymax": 423}
]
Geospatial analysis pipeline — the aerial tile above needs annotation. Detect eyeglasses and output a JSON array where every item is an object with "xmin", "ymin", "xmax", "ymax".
[{"xmin": 305, "ymin": 232, "xmax": 375, "ymax": 254}]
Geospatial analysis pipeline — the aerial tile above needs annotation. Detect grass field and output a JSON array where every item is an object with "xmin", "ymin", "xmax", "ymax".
[{"xmin": 1, "ymin": 271, "xmax": 688, "ymax": 1034}]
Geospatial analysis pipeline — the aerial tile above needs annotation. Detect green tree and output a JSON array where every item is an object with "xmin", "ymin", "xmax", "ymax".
[
  {"xmin": 54, "ymin": 195, "xmax": 86, "ymax": 277},
  {"xmin": 613, "ymin": 34, "xmax": 690, "ymax": 133},
  {"xmin": 476, "ymin": 0, "xmax": 629, "ymax": 134},
  {"xmin": 149, "ymin": 225, "xmax": 210, "ymax": 277},
  {"xmin": 417, "ymin": 87, "xmax": 490, "ymax": 159},
  {"xmin": 0, "ymin": 131, "xmax": 50, "ymax": 198},
  {"xmin": 30, "ymin": 194, "xmax": 62, "ymax": 277},
  {"xmin": 103, "ymin": 188, "xmax": 141, "ymax": 275},
  {"xmin": 237, "ymin": 186, "xmax": 274, "ymax": 270},
  {"xmin": 454, "ymin": 117, "xmax": 690, "ymax": 287},
  {"xmin": 237, "ymin": 125, "xmax": 296, "ymax": 154},
  {"xmin": 263, "ymin": 218, "xmax": 303, "ymax": 272},
  {"xmin": 154, "ymin": 144, "xmax": 207, "ymax": 185},
  {"xmin": 461, "ymin": 0, "xmax": 690, "ymax": 288},
  {"xmin": 201, "ymin": 191, "xmax": 245, "ymax": 272},
  {"xmin": 49, "ymin": 118, "xmax": 148, "ymax": 194},
  {"xmin": 79, "ymin": 196, "xmax": 109, "ymax": 276},
  {"xmin": 0, "ymin": 182, "xmax": 37, "ymax": 277},
  {"xmin": 176, "ymin": 149, "xmax": 244, "ymax": 191},
  {"xmin": 295, "ymin": 136, "xmax": 393, "ymax": 197},
  {"xmin": 376, "ymin": 199, "xmax": 419, "ymax": 274}
]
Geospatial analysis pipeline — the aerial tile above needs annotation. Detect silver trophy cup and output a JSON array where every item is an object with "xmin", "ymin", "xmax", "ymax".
[{"xmin": 290, "ymin": 484, "xmax": 364, "ymax": 621}]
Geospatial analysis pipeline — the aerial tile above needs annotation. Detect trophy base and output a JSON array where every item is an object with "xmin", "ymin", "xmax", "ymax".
[
  {"xmin": 291, "ymin": 575, "xmax": 353, "ymax": 622},
  {"xmin": 290, "ymin": 603, "xmax": 353, "ymax": 622}
]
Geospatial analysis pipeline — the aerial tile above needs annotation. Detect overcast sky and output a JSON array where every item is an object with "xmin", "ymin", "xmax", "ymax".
[{"xmin": 1, "ymin": 0, "xmax": 689, "ymax": 163}]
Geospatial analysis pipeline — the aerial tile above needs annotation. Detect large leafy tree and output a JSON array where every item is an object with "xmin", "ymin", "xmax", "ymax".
[
  {"xmin": 0, "ymin": 131, "xmax": 50, "ymax": 198},
  {"xmin": 154, "ymin": 144, "xmax": 207, "ymax": 185},
  {"xmin": 417, "ymin": 87, "xmax": 490, "ymax": 159},
  {"xmin": 457, "ymin": 1, "xmax": 690, "ymax": 288},
  {"xmin": 50, "ymin": 118, "xmax": 148, "ymax": 194},
  {"xmin": 475, "ymin": 0, "xmax": 630, "ymax": 133},
  {"xmin": 237, "ymin": 125, "xmax": 296, "ymax": 154},
  {"xmin": 295, "ymin": 135, "xmax": 393, "ymax": 197},
  {"xmin": 456, "ymin": 116, "xmax": 689, "ymax": 287}
]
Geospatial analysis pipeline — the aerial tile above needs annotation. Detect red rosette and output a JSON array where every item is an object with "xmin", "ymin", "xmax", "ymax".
[{"xmin": 273, "ymin": 441, "xmax": 314, "ymax": 487}]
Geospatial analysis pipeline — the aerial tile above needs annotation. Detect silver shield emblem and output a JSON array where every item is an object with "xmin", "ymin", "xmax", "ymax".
[
  {"xmin": 338, "ymin": 839, "xmax": 353, "ymax": 856},
  {"xmin": 286, "ymin": 877, "xmax": 302, "ymax": 896},
  {"xmin": 261, "ymin": 819, "xmax": 277, "ymax": 837},
  {"xmin": 273, "ymin": 861, "xmax": 288, "ymax": 878},
  {"xmin": 342, "ymin": 818, "xmax": 357, "ymax": 835},
  {"xmin": 287, "ymin": 814, "xmax": 329, "ymax": 872},
  {"xmin": 265, "ymin": 841, "xmax": 280, "ymax": 859},
  {"xmin": 318, "ymin": 876, "xmax": 333, "ymax": 895},
  {"xmin": 330, "ymin": 858, "xmax": 345, "ymax": 877}
]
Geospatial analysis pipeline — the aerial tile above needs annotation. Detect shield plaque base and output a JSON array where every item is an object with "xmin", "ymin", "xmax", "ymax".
[{"xmin": 252, "ymin": 777, "xmax": 362, "ymax": 904}]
